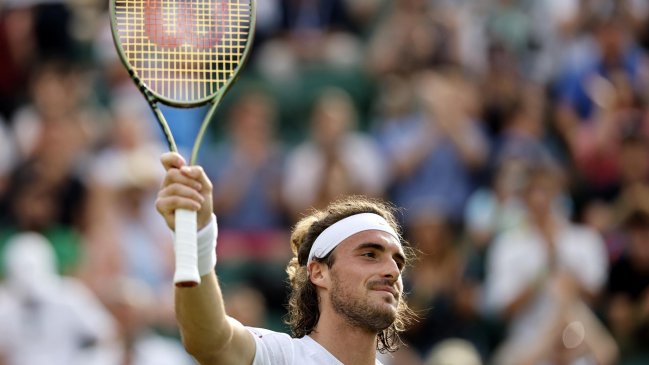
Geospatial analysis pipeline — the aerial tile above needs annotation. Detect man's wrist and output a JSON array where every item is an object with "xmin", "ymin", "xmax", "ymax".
[{"xmin": 197, "ymin": 213, "xmax": 218, "ymax": 276}]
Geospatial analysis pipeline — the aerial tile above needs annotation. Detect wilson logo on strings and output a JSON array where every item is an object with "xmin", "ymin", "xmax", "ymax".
[{"xmin": 144, "ymin": 0, "xmax": 229, "ymax": 49}]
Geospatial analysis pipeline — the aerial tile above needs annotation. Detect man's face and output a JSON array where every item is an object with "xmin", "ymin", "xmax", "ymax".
[{"xmin": 325, "ymin": 230, "xmax": 405, "ymax": 332}]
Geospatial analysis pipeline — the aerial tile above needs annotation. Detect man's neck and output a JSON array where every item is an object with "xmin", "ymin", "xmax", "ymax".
[{"xmin": 309, "ymin": 312, "xmax": 378, "ymax": 365}]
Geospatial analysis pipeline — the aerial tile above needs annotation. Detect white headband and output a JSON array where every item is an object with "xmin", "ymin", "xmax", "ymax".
[{"xmin": 307, "ymin": 213, "xmax": 400, "ymax": 263}]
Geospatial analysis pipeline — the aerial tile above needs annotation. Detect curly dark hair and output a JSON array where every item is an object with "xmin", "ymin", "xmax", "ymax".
[{"xmin": 285, "ymin": 196, "xmax": 416, "ymax": 353}]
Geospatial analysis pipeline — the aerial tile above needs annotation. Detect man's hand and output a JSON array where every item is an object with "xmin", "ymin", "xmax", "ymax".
[{"xmin": 156, "ymin": 152, "xmax": 214, "ymax": 231}]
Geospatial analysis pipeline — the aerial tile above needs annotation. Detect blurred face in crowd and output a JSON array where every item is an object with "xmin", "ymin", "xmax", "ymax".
[
  {"xmin": 523, "ymin": 169, "xmax": 561, "ymax": 218},
  {"xmin": 376, "ymin": 74, "xmax": 414, "ymax": 118},
  {"xmin": 12, "ymin": 181, "xmax": 58, "ymax": 230},
  {"xmin": 408, "ymin": 213, "xmax": 450, "ymax": 258},
  {"xmin": 494, "ymin": 159, "xmax": 526, "ymax": 200},
  {"xmin": 112, "ymin": 103, "xmax": 152, "ymax": 150},
  {"xmin": 36, "ymin": 114, "xmax": 88, "ymax": 168},
  {"xmin": 596, "ymin": 19, "xmax": 627, "ymax": 66},
  {"xmin": 31, "ymin": 65, "xmax": 80, "ymax": 119},
  {"xmin": 311, "ymin": 90, "xmax": 355, "ymax": 150},
  {"xmin": 229, "ymin": 92, "xmax": 276, "ymax": 149}
]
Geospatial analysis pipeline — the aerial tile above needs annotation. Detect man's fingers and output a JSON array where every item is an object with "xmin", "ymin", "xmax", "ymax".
[
  {"xmin": 158, "ymin": 154, "xmax": 214, "ymax": 232},
  {"xmin": 159, "ymin": 183, "xmax": 205, "ymax": 205},
  {"xmin": 179, "ymin": 165, "xmax": 213, "ymax": 193},
  {"xmin": 155, "ymin": 196, "xmax": 201, "ymax": 231},
  {"xmin": 162, "ymin": 168, "xmax": 203, "ymax": 191},
  {"xmin": 156, "ymin": 195, "xmax": 202, "ymax": 216},
  {"xmin": 156, "ymin": 182, "xmax": 205, "ymax": 227},
  {"xmin": 161, "ymin": 152, "xmax": 186, "ymax": 171}
]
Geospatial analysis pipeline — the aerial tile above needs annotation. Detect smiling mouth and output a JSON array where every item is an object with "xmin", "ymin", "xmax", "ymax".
[{"xmin": 372, "ymin": 286, "xmax": 398, "ymax": 299}]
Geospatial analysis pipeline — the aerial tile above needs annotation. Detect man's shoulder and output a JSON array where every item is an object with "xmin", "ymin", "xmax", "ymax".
[
  {"xmin": 247, "ymin": 327, "xmax": 295, "ymax": 365},
  {"xmin": 247, "ymin": 327, "xmax": 292, "ymax": 342},
  {"xmin": 246, "ymin": 328, "xmax": 315, "ymax": 349},
  {"xmin": 246, "ymin": 329, "xmax": 349, "ymax": 365},
  {"xmin": 247, "ymin": 327, "xmax": 288, "ymax": 336}
]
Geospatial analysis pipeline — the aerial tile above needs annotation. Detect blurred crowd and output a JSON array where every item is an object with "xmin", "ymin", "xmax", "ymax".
[{"xmin": 1, "ymin": 0, "xmax": 649, "ymax": 364}]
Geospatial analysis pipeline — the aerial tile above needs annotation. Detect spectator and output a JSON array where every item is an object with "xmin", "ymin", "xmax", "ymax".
[
  {"xmin": 0, "ymin": 0, "xmax": 74, "ymax": 119},
  {"xmin": 367, "ymin": 0, "xmax": 456, "ymax": 77},
  {"xmin": 554, "ymin": 11, "xmax": 649, "ymax": 156},
  {"xmin": 374, "ymin": 69, "xmax": 487, "ymax": 223},
  {"xmin": 0, "ymin": 232, "xmax": 117, "ymax": 365},
  {"xmin": 484, "ymin": 0, "xmax": 537, "ymax": 71},
  {"xmin": 492, "ymin": 83, "xmax": 557, "ymax": 169},
  {"xmin": 486, "ymin": 163, "xmax": 618, "ymax": 365},
  {"xmin": 283, "ymin": 87, "xmax": 386, "ymax": 220},
  {"xmin": 0, "ymin": 161, "xmax": 86, "ymax": 276},
  {"xmin": 463, "ymin": 157, "xmax": 528, "ymax": 328},
  {"xmin": 464, "ymin": 158, "xmax": 527, "ymax": 251}
]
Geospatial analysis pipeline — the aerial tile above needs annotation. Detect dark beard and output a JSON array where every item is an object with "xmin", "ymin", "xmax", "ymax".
[{"xmin": 330, "ymin": 274, "xmax": 397, "ymax": 333}]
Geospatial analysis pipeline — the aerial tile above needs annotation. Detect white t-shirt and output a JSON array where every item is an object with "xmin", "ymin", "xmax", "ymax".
[{"xmin": 248, "ymin": 327, "xmax": 384, "ymax": 365}]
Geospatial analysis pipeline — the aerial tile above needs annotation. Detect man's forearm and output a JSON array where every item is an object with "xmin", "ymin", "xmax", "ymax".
[{"xmin": 175, "ymin": 272, "xmax": 233, "ymax": 363}]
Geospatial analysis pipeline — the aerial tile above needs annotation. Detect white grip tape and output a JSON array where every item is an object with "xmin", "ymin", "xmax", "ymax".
[{"xmin": 173, "ymin": 208, "xmax": 200, "ymax": 286}]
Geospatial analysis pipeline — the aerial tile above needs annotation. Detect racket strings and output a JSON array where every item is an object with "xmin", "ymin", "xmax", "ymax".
[{"xmin": 115, "ymin": 0, "xmax": 251, "ymax": 102}]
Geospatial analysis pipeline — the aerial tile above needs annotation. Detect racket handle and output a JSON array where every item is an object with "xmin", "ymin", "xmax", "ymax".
[{"xmin": 174, "ymin": 208, "xmax": 200, "ymax": 287}]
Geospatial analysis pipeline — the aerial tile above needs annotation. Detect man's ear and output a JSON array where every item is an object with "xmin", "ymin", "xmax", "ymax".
[{"xmin": 308, "ymin": 261, "xmax": 330, "ymax": 289}]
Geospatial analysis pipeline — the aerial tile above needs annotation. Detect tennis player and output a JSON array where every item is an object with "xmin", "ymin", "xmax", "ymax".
[{"xmin": 155, "ymin": 152, "xmax": 415, "ymax": 365}]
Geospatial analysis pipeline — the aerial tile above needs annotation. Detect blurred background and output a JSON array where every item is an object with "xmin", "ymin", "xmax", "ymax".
[{"xmin": 1, "ymin": 0, "xmax": 649, "ymax": 364}]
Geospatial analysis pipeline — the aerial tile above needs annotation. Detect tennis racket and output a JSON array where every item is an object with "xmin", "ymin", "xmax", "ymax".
[{"xmin": 110, "ymin": 0, "xmax": 256, "ymax": 287}]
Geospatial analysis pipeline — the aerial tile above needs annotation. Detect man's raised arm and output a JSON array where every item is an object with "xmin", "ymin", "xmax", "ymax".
[{"xmin": 156, "ymin": 152, "xmax": 256, "ymax": 365}]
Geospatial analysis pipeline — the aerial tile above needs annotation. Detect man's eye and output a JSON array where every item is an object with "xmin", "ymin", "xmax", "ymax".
[{"xmin": 362, "ymin": 252, "xmax": 376, "ymax": 258}]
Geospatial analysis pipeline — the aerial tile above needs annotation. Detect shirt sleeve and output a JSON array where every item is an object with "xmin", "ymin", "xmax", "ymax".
[{"xmin": 248, "ymin": 327, "xmax": 294, "ymax": 365}]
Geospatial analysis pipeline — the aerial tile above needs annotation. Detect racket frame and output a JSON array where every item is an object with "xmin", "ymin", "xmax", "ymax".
[{"xmin": 109, "ymin": 0, "xmax": 257, "ymax": 286}]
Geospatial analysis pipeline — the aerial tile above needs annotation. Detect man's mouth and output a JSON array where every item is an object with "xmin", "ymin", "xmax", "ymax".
[{"xmin": 370, "ymin": 285, "xmax": 398, "ymax": 299}]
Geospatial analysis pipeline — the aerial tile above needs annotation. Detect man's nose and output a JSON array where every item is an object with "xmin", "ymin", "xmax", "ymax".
[{"xmin": 382, "ymin": 257, "xmax": 400, "ymax": 280}]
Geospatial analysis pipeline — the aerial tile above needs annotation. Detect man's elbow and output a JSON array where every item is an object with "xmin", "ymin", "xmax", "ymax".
[{"xmin": 181, "ymin": 326, "xmax": 235, "ymax": 364}]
